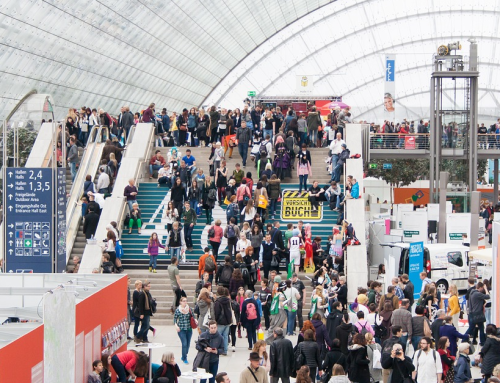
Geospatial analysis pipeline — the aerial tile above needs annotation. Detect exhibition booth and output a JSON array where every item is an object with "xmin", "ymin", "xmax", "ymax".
[{"xmin": 0, "ymin": 274, "xmax": 127, "ymax": 382}]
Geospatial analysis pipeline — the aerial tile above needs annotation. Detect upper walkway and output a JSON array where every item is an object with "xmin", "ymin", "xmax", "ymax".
[{"xmin": 369, "ymin": 133, "xmax": 500, "ymax": 159}]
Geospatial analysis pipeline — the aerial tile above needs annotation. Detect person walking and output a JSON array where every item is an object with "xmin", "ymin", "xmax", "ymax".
[
  {"xmin": 165, "ymin": 222, "xmax": 185, "ymax": 261},
  {"xmin": 174, "ymin": 296, "xmax": 194, "ymax": 364},
  {"xmin": 453, "ymin": 343, "xmax": 472, "ymax": 383},
  {"xmin": 284, "ymin": 280, "xmax": 301, "ymax": 336},
  {"xmin": 436, "ymin": 337, "xmax": 455, "ymax": 383},
  {"xmin": 412, "ymin": 336, "xmax": 442, "ymax": 383},
  {"xmin": 136, "ymin": 281, "xmax": 154, "ymax": 343},
  {"xmin": 208, "ymin": 220, "xmax": 224, "ymax": 261},
  {"xmin": 269, "ymin": 327, "xmax": 294, "ymax": 383},
  {"xmin": 168, "ymin": 256, "xmax": 183, "ymax": 313},
  {"xmin": 446, "ymin": 284, "xmax": 460, "ymax": 327},
  {"xmin": 296, "ymin": 144, "xmax": 312, "ymax": 193},
  {"xmin": 411, "ymin": 306, "xmax": 431, "ymax": 352},
  {"xmin": 197, "ymin": 321, "xmax": 224, "ymax": 383},
  {"xmin": 181, "ymin": 201, "xmax": 196, "ymax": 251},
  {"xmin": 147, "ymin": 232, "xmax": 164, "ymax": 273},
  {"xmin": 198, "ymin": 248, "xmax": 217, "ymax": 283},
  {"xmin": 198, "ymin": 287, "xmax": 216, "ymax": 333},
  {"xmin": 239, "ymin": 352, "xmax": 269, "ymax": 383},
  {"xmin": 347, "ymin": 334, "xmax": 371, "ymax": 383},
  {"xmin": 465, "ymin": 281, "xmax": 489, "ymax": 345},
  {"xmin": 296, "ymin": 329, "xmax": 323, "ymax": 381},
  {"xmin": 478, "ymin": 324, "xmax": 500, "ymax": 381},
  {"xmin": 215, "ymin": 256, "xmax": 234, "ymax": 289},
  {"xmin": 236, "ymin": 120, "xmax": 252, "ymax": 168},
  {"xmin": 214, "ymin": 286, "xmax": 233, "ymax": 356},
  {"xmin": 391, "ymin": 299, "xmax": 413, "ymax": 346},
  {"xmin": 224, "ymin": 217, "xmax": 240, "ymax": 260},
  {"xmin": 68, "ymin": 136, "xmax": 79, "ymax": 181},
  {"xmin": 123, "ymin": 179, "xmax": 139, "ymax": 212},
  {"xmin": 240, "ymin": 290, "xmax": 261, "ymax": 350}
]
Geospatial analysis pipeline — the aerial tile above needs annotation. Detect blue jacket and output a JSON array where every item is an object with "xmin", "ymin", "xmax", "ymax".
[
  {"xmin": 439, "ymin": 323, "xmax": 469, "ymax": 357},
  {"xmin": 454, "ymin": 354, "xmax": 471, "ymax": 383},
  {"xmin": 351, "ymin": 182, "xmax": 359, "ymax": 199}
]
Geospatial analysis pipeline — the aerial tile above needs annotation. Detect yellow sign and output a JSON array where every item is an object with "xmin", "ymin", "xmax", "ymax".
[
  {"xmin": 301, "ymin": 76, "xmax": 308, "ymax": 87},
  {"xmin": 281, "ymin": 190, "xmax": 323, "ymax": 221}
]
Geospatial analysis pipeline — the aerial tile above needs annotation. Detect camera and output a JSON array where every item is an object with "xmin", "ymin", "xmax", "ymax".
[{"xmin": 395, "ymin": 350, "xmax": 402, "ymax": 356}]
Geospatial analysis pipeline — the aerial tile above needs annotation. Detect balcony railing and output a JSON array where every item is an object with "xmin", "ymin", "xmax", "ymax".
[{"xmin": 369, "ymin": 133, "xmax": 500, "ymax": 150}]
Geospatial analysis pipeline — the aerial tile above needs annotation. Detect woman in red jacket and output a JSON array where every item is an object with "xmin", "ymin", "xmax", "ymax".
[{"xmin": 111, "ymin": 350, "xmax": 148, "ymax": 382}]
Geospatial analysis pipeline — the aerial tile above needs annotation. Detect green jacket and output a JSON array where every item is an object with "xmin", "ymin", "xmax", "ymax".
[
  {"xmin": 367, "ymin": 289, "xmax": 376, "ymax": 305},
  {"xmin": 233, "ymin": 169, "xmax": 244, "ymax": 184},
  {"xmin": 181, "ymin": 207, "xmax": 197, "ymax": 226}
]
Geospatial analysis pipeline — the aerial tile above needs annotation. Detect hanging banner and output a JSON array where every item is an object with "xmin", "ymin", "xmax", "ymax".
[
  {"xmin": 296, "ymin": 75, "xmax": 314, "ymax": 94},
  {"xmin": 401, "ymin": 211, "xmax": 428, "ymax": 243},
  {"xmin": 409, "ymin": 241, "xmax": 424, "ymax": 299},
  {"xmin": 384, "ymin": 55, "xmax": 396, "ymax": 117},
  {"xmin": 404, "ymin": 136, "xmax": 416, "ymax": 149}
]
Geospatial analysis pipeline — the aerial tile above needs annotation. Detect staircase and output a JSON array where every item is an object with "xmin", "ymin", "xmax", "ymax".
[
  {"xmin": 119, "ymin": 145, "xmax": 340, "ymax": 268},
  {"xmin": 127, "ymin": 269, "xmax": 317, "ymax": 326}
]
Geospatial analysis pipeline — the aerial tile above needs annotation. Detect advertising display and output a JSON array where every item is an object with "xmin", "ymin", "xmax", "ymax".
[
  {"xmin": 408, "ymin": 241, "xmax": 424, "ymax": 299},
  {"xmin": 4, "ymin": 168, "xmax": 53, "ymax": 273},
  {"xmin": 384, "ymin": 55, "xmax": 396, "ymax": 117},
  {"xmin": 296, "ymin": 75, "xmax": 314, "ymax": 94},
  {"xmin": 281, "ymin": 190, "xmax": 323, "ymax": 221}
]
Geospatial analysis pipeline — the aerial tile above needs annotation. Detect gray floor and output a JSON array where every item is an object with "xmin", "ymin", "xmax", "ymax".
[{"xmin": 128, "ymin": 323, "xmax": 483, "ymax": 382}]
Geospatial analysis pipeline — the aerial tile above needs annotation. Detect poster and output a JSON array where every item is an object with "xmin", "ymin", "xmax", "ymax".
[
  {"xmin": 395, "ymin": 204, "xmax": 414, "ymax": 228},
  {"xmin": 408, "ymin": 241, "xmax": 424, "ymax": 299},
  {"xmin": 404, "ymin": 136, "xmax": 416, "ymax": 149},
  {"xmin": 401, "ymin": 211, "xmax": 428, "ymax": 243},
  {"xmin": 296, "ymin": 75, "xmax": 314, "ymax": 94},
  {"xmin": 384, "ymin": 55, "xmax": 396, "ymax": 117},
  {"xmin": 281, "ymin": 190, "xmax": 322, "ymax": 221},
  {"xmin": 446, "ymin": 213, "xmax": 471, "ymax": 244}
]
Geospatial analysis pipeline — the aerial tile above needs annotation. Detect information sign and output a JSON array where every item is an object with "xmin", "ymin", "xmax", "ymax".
[
  {"xmin": 5, "ymin": 168, "xmax": 53, "ymax": 273},
  {"xmin": 56, "ymin": 168, "xmax": 67, "ymax": 272},
  {"xmin": 247, "ymin": 91, "xmax": 256, "ymax": 97},
  {"xmin": 383, "ymin": 163, "xmax": 392, "ymax": 170}
]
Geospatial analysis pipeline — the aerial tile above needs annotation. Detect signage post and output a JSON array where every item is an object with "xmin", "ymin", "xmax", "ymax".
[
  {"xmin": 4, "ymin": 168, "xmax": 54, "ymax": 273},
  {"xmin": 408, "ymin": 241, "xmax": 424, "ymax": 299},
  {"xmin": 56, "ymin": 168, "xmax": 67, "ymax": 272}
]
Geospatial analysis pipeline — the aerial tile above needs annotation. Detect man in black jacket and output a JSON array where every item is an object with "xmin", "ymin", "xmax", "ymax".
[
  {"xmin": 269, "ymin": 328, "xmax": 294, "ymax": 383},
  {"xmin": 326, "ymin": 301, "xmax": 344, "ymax": 342},
  {"xmin": 401, "ymin": 274, "xmax": 414, "ymax": 309},
  {"xmin": 196, "ymin": 321, "xmax": 225, "ymax": 383},
  {"xmin": 136, "ymin": 281, "xmax": 154, "ymax": 343},
  {"xmin": 214, "ymin": 286, "xmax": 233, "ymax": 356},
  {"xmin": 381, "ymin": 343, "xmax": 415, "ymax": 383}
]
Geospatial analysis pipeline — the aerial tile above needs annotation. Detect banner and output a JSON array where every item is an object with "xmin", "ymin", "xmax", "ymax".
[
  {"xmin": 409, "ymin": 241, "xmax": 424, "ymax": 299},
  {"xmin": 281, "ymin": 190, "xmax": 322, "ymax": 221},
  {"xmin": 404, "ymin": 136, "xmax": 416, "ymax": 149},
  {"xmin": 446, "ymin": 213, "xmax": 471, "ymax": 244},
  {"xmin": 384, "ymin": 55, "xmax": 396, "ymax": 118},
  {"xmin": 296, "ymin": 75, "xmax": 314, "ymax": 94},
  {"xmin": 401, "ymin": 211, "xmax": 428, "ymax": 243}
]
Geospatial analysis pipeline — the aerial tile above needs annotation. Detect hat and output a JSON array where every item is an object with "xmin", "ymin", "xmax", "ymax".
[
  {"xmin": 292, "ymin": 229, "xmax": 300, "ymax": 237},
  {"xmin": 357, "ymin": 294, "xmax": 369, "ymax": 305},
  {"xmin": 341, "ymin": 143, "xmax": 347, "ymax": 148},
  {"xmin": 274, "ymin": 276, "xmax": 282, "ymax": 284},
  {"xmin": 278, "ymin": 282, "xmax": 287, "ymax": 291},
  {"xmin": 249, "ymin": 352, "xmax": 261, "ymax": 361},
  {"xmin": 458, "ymin": 343, "xmax": 470, "ymax": 353}
]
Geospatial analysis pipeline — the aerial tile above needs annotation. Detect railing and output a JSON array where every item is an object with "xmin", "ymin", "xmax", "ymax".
[
  {"xmin": 476, "ymin": 134, "xmax": 500, "ymax": 149},
  {"xmin": 369, "ymin": 133, "xmax": 430, "ymax": 150}
]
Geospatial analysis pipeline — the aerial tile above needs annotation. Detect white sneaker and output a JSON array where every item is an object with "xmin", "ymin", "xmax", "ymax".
[{"xmin": 232, "ymin": 346, "xmax": 236, "ymax": 352}]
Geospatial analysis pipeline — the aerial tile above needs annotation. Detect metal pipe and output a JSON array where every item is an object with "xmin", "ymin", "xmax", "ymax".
[
  {"xmin": 435, "ymin": 78, "xmax": 442, "ymax": 201},
  {"xmin": 469, "ymin": 77, "xmax": 479, "ymax": 191},
  {"xmin": 430, "ymin": 77, "xmax": 435, "ymax": 203}
]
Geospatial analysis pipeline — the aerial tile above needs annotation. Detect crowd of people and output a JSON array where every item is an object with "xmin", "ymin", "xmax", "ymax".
[{"xmin": 99, "ymin": 256, "xmax": 497, "ymax": 383}]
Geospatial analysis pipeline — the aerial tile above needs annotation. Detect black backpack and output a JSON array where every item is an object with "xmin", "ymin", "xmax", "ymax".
[
  {"xmin": 208, "ymin": 226, "xmax": 215, "ymax": 238},
  {"xmin": 374, "ymin": 314, "xmax": 388, "ymax": 339},
  {"xmin": 220, "ymin": 266, "xmax": 232, "ymax": 284},
  {"xmin": 259, "ymin": 142, "xmax": 268, "ymax": 157}
]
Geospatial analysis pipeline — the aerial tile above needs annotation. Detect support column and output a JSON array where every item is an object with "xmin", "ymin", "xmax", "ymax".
[
  {"xmin": 469, "ymin": 78, "xmax": 479, "ymax": 190},
  {"xmin": 470, "ymin": 191, "xmax": 480, "ymax": 251},
  {"xmin": 494, "ymin": 159, "xmax": 499, "ymax": 204},
  {"xmin": 430, "ymin": 77, "xmax": 436, "ymax": 203},
  {"xmin": 438, "ymin": 171, "xmax": 449, "ymax": 243}
]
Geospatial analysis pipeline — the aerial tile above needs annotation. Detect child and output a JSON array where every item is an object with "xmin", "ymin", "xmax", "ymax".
[
  {"xmin": 81, "ymin": 196, "xmax": 88, "ymax": 217},
  {"xmin": 101, "ymin": 253, "xmax": 114, "ymax": 274},
  {"xmin": 88, "ymin": 360, "xmax": 103, "ymax": 383},
  {"xmin": 147, "ymin": 232, "xmax": 164, "ymax": 273},
  {"xmin": 232, "ymin": 163, "xmax": 244, "ymax": 187}
]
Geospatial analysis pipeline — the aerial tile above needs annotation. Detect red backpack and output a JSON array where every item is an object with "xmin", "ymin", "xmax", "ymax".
[{"xmin": 246, "ymin": 302, "xmax": 257, "ymax": 320}]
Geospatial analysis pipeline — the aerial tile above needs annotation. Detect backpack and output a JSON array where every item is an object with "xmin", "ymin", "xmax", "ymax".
[
  {"xmin": 358, "ymin": 321, "xmax": 370, "ymax": 336},
  {"xmin": 208, "ymin": 188, "xmax": 217, "ymax": 201},
  {"xmin": 373, "ymin": 314, "xmax": 388, "ymax": 339},
  {"xmin": 347, "ymin": 327, "xmax": 358, "ymax": 346},
  {"xmin": 383, "ymin": 295, "xmax": 395, "ymax": 310},
  {"xmin": 208, "ymin": 226, "xmax": 215, "ymax": 238},
  {"xmin": 220, "ymin": 266, "xmax": 232, "ymax": 284},
  {"xmin": 227, "ymin": 224, "xmax": 236, "ymax": 239},
  {"xmin": 259, "ymin": 142, "xmax": 268, "ymax": 157},
  {"xmin": 246, "ymin": 302, "xmax": 257, "ymax": 320},
  {"xmin": 204, "ymin": 255, "xmax": 216, "ymax": 272},
  {"xmin": 195, "ymin": 280, "xmax": 203, "ymax": 294},
  {"xmin": 242, "ymin": 267, "xmax": 250, "ymax": 285},
  {"xmin": 414, "ymin": 349, "xmax": 437, "ymax": 371}
]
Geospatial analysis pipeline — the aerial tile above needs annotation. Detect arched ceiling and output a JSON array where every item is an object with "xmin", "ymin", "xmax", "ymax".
[
  {"xmin": 0, "ymin": 0, "xmax": 335, "ymax": 120},
  {"xmin": 1, "ymin": 0, "xmax": 499, "ymax": 123},
  {"xmin": 205, "ymin": 0, "xmax": 500, "ymax": 123}
]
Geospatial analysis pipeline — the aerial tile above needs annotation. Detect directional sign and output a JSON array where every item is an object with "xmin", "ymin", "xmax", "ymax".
[
  {"xmin": 383, "ymin": 163, "xmax": 393, "ymax": 170},
  {"xmin": 56, "ymin": 168, "xmax": 67, "ymax": 272},
  {"xmin": 4, "ymin": 168, "xmax": 53, "ymax": 273},
  {"xmin": 369, "ymin": 163, "xmax": 378, "ymax": 169},
  {"xmin": 247, "ymin": 91, "xmax": 256, "ymax": 97}
]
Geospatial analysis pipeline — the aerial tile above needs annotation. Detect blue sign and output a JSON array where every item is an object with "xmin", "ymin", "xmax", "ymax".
[
  {"xmin": 385, "ymin": 59, "xmax": 395, "ymax": 82},
  {"xmin": 56, "ymin": 168, "xmax": 67, "ymax": 273},
  {"xmin": 408, "ymin": 241, "xmax": 424, "ymax": 299},
  {"xmin": 5, "ymin": 168, "xmax": 53, "ymax": 273},
  {"xmin": 383, "ymin": 163, "xmax": 393, "ymax": 170}
]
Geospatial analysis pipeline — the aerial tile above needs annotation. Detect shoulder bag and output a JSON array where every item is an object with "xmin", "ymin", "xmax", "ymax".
[
  {"xmin": 247, "ymin": 367, "xmax": 259, "ymax": 382},
  {"xmin": 189, "ymin": 308, "xmax": 198, "ymax": 329}
]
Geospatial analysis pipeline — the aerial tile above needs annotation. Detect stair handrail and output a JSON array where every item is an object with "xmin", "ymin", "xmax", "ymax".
[{"xmin": 116, "ymin": 125, "xmax": 154, "ymax": 235}]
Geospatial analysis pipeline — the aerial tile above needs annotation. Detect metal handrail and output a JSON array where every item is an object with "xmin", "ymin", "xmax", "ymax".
[{"xmin": 116, "ymin": 125, "xmax": 154, "ymax": 234}]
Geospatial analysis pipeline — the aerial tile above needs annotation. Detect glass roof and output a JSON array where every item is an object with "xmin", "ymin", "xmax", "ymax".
[
  {"xmin": 0, "ymin": 0, "xmax": 498, "ymax": 123},
  {"xmin": 205, "ymin": 0, "xmax": 500, "ymax": 124},
  {"xmin": 0, "ymin": 0, "xmax": 334, "ymax": 120}
]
